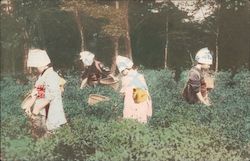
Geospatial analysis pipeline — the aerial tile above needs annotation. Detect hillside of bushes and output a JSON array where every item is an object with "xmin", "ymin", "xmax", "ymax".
[{"xmin": 1, "ymin": 69, "xmax": 250, "ymax": 161}]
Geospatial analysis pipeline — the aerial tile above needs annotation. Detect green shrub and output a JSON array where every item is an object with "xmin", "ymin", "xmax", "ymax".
[{"xmin": 1, "ymin": 69, "xmax": 250, "ymax": 160}]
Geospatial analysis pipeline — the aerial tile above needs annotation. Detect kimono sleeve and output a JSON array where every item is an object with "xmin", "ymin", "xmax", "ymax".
[
  {"xmin": 81, "ymin": 68, "xmax": 90, "ymax": 80},
  {"xmin": 188, "ymin": 70, "xmax": 201, "ymax": 93}
]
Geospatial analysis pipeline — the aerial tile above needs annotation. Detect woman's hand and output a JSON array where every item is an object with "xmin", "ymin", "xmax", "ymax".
[
  {"xmin": 108, "ymin": 74, "xmax": 119, "ymax": 81},
  {"xmin": 80, "ymin": 78, "xmax": 88, "ymax": 89},
  {"xmin": 197, "ymin": 92, "xmax": 211, "ymax": 106},
  {"xmin": 25, "ymin": 107, "xmax": 32, "ymax": 116},
  {"xmin": 32, "ymin": 99, "xmax": 50, "ymax": 115},
  {"xmin": 204, "ymin": 100, "xmax": 211, "ymax": 106},
  {"xmin": 204, "ymin": 97, "xmax": 212, "ymax": 106}
]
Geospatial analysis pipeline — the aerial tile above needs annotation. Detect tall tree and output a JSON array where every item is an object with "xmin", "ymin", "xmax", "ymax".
[
  {"xmin": 110, "ymin": 1, "xmax": 120, "ymax": 73},
  {"xmin": 85, "ymin": 1, "xmax": 128, "ymax": 73},
  {"xmin": 1, "ymin": 0, "xmax": 18, "ymax": 74},
  {"xmin": 2, "ymin": 0, "xmax": 61, "ymax": 74},
  {"xmin": 152, "ymin": 0, "xmax": 191, "ymax": 68},
  {"xmin": 61, "ymin": 0, "xmax": 86, "ymax": 51},
  {"xmin": 61, "ymin": 0, "xmax": 128, "ymax": 73},
  {"xmin": 122, "ymin": 0, "xmax": 133, "ymax": 60},
  {"xmin": 171, "ymin": 0, "xmax": 248, "ymax": 71}
]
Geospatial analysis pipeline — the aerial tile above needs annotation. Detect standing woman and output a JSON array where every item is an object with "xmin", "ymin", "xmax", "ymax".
[
  {"xmin": 27, "ymin": 49, "xmax": 67, "ymax": 134},
  {"xmin": 183, "ymin": 47, "xmax": 213, "ymax": 106},
  {"xmin": 116, "ymin": 55, "xmax": 152, "ymax": 123}
]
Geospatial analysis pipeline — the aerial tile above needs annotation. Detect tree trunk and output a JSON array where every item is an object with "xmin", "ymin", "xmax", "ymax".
[
  {"xmin": 23, "ymin": 28, "xmax": 30, "ymax": 74},
  {"xmin": 164, "ymin": 13, "xmax": 169, "ymax": 69},
  {"xmin": 11, "ymin": 48, "xmax": 15, "ymax": 75},
  {"xmin": 115, "ymin": 1, "xmax": 119, "ymax": 9},
  {"xmin": 73, "ymin": 7, "xmax": 85, "ymax": 51},
  {"xmin": 215, "ymin": 27, "xmax": 219, "ymax": 72},
  {"xmin": 215, "ymin": 4, "xmax": 221, "ymax": 72},
  {"xmin": 111, "ymin": 37, "xmax": 119, "ymax": 74},
  {"xmin": 110, "ymin": 1, "xmax": 120, "ymax": 74},
  {"xmin": 123, "ymin": 0, "xmax": 133, "ymax": 60},
  {"xmin": 38, "ymin": 16, "xmax": 46, "ymax": 49},
  {"xmin": 247, "ymin": 0, "xmax": 250, "ymax": 68}
]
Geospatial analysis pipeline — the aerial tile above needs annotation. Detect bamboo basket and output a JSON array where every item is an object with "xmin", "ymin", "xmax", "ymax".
[
  {"xmin": 99, "ymin": 76, "xmax": 119, "ymax": 90},
  {"xmin": 204, "ymin": 73, "xmax": 215, "ymax": 89},
  {"xmin": 88, "ymin": 94, "xmax": 110, "ymax": 105},
  {"xmin": 21, "ymin": 93, "xmax": 35, "ymax": 110}
]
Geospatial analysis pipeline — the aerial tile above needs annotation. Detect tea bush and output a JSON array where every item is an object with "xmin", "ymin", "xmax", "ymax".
[{"xmin": 1, "ymin": 69, "xmax": 250, "ymax": 160}]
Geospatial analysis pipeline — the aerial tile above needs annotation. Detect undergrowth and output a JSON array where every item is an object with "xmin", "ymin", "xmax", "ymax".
[{"xmin": 1, "ymin": 69, "xmax": 250, "ymax": 161}]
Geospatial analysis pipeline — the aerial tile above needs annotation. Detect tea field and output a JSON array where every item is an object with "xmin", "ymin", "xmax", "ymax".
[{"xmin": 1, "ymin": 69, "xmax": 250, "ymax": 161}]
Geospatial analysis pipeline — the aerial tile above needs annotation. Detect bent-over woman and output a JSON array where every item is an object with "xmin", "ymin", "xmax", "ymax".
[{"xmin": 116, "ymin": 55, "xmax": 152, "ymax": 123}]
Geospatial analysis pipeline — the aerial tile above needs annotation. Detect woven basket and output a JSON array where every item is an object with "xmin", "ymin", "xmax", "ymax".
[
  {"xmin": 21, "ymin": 93, "xmax": 35, "ymax": 110},
  {"xmin": 204, "ymin": 74, "xmax": 215, "ymax": 89},
  {"xmin": 88, "ymin": 94, "xmax": 110, "ymax": 105},
  {"xmin": 99, "ymin": 77, "xmax": 119, "ymax": 90},
  {"xmin": 99, "ymin": 77, "xmax": 118, "ymax": 85}
]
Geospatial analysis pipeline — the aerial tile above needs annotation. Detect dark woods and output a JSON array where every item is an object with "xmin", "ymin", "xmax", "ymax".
[{"xmin": 1, "ymin": 0, "xmax": 249, "ymax": 76}]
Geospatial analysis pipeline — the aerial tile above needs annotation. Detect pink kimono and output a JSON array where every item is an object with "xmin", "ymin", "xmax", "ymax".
[{"xmin": 120, "ymin": 70, "xmax": 152, "ymax": 123}]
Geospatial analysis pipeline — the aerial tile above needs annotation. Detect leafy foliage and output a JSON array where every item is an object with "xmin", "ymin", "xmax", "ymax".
[
  {"xmin": 61, "ymin": 0, "xmax": 127, "ymax": 38},
  {"xmin": 1, "ymin": 69, "xmax": 250, "ymax": 160}
]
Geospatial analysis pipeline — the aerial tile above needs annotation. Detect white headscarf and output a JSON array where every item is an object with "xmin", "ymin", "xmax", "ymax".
[
  {"xmin": 116, "ymin": 55, "xmax": 134, "ymax": 73},
  {"xmin": 27, "ymin": 49, "xmax": 51, "ymax": 67},
  {"xmin": 195, "ymin": 47, "xmax": 213, "ymax": 65},
  {"xmin": 79, "ymin": 51, "xmax": 95, "ymax": 66}
]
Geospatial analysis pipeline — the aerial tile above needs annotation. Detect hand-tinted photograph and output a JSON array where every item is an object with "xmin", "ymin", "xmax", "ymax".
[{"xmin": 1, "ymin": 0, "xmax": 250, "ymax": 160}]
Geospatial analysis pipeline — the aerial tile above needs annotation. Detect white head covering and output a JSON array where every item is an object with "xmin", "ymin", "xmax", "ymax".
[
  {"xmin": 27, "ymin": 49, "xmax": 51, "ymax": 67},
  {"xmin": 116, "ymin": 55, "xmax": 134, "ymax": 73},
  {"xmin": 79, "ymin": 51, "xmax": 95, "ymax": 66},
  {"xmin": 195, "ymin": 47, "xmax": 213, "ymax": 65}
]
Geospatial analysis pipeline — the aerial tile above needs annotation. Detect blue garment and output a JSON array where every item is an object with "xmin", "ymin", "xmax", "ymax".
[{"xmin": 127, "ymin": 71, "xmax": 148, "ymax": 90}]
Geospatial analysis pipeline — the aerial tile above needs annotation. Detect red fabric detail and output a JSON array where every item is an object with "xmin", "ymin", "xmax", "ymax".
[{"xmin": 36, "ymin": 85, "xmax": 45, "ymax": 98}]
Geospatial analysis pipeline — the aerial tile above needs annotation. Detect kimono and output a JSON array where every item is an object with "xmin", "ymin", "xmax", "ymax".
[
  {"xmin": 81, "ymin": 61, "xmax": 110, "ymax": 86},
  {"xmin": 120, "ymin": 70, "xmax": 152, "ymax": 123},
  {"xmin": 34, "ymin": 67, "xmax": 67, "ymax": 131},
  {"xmin": 183, "ymin": 66, "xmax": 208, "ymax": 104}
]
